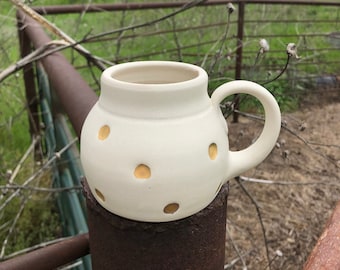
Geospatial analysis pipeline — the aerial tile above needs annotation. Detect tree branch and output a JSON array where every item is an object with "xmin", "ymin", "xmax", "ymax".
[
  {"xmin": 12, "ymin": 0, "xmax": 107, "ymax": 70},
  {"xmin": 0, "ymin": 138, "xmax": 78, "ymax": 212},
  {"xmin": 235, "ymin": 176, "xmax": 271, "ymax": 270}
]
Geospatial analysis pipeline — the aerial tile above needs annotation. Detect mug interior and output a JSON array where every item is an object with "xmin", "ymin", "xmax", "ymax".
[{"xmin": 110, "ymin": 63, "xmax": 200, "ymax": 84}]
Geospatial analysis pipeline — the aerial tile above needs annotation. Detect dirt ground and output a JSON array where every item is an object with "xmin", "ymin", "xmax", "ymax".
[{"xmin": 224, "ymin": 87, "xmax": 340, "ymax": 269}]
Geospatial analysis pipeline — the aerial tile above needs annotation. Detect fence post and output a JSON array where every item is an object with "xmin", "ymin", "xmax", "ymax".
[
  {"xmin": 17, "ymin": 17, "xmax": 42, "ymax": 160},
  {"xmin": 233, "ymin": 1, "xmax": 245, "ymax": 123},
  {"xmin": 84, "ymin": 180, "xmax": 228, "ymax": 270}
]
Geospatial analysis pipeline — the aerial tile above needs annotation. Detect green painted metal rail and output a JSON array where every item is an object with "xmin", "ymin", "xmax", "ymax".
[{"xmin": 37, "ymin": 66, "xmax": 91, "ymax": 270}]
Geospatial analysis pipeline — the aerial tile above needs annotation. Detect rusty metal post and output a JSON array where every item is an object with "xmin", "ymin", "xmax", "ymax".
[
  {"xmin": 304, "ymin": 200, "xmax": 340, "ymax": 270},
  {"xmin": 17, "ymin": 18, "xmax": 40, "ymax": 142},
  {"xmin": 84, "ymin": 180, "xmax": 228, "ymax": 270},
  {"xmin": 233, "ymin": 2, "xmax": 245, "ymax": 123},
  {"xmin": 234, "ymin": 2, "xmax": 244, "ymax": 81},
  {"xmin": 0, "ymin": 234, "xmax": 89, "ymax": 270}
]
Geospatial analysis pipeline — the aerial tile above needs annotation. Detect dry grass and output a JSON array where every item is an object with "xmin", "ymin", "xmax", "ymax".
[{"xmin": 224, "ymin": 87, "xmax": 340, "ymax": 269}]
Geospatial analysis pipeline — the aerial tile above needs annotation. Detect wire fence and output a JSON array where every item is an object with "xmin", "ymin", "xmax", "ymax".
[{"xmin": 32, "ymin": 0, "xmax": 340, "ymax": 100}]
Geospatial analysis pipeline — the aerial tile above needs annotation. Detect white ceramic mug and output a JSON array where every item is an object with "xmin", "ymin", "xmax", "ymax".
[{"xmin": 80, "ymin": 61, "xmax": 281, "ymax": 222}]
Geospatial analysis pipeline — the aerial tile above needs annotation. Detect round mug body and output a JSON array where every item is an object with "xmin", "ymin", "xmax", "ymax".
[
  {"xmin": 80, "ymin": 61, "xmax": 281, "ymax": 222},
  {"xmin": 81, "ymin": 102, "xmax": 229, "ymax": 222}
]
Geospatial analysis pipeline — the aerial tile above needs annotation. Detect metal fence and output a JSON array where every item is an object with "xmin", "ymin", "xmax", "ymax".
[
  {"xmin": 1, "ymin": 0, "xmax": 339, "ymax": 269},
  {"xmin": 31, "ymin": 0, "xmax": 340, "ymax": 121},
  {"xmin": 32, "ymin": 0, "xmax": 340, "ymax": 93},
  {"xmin": 37, "ymin": 65, "xmax": 91, "ymax": 269}
]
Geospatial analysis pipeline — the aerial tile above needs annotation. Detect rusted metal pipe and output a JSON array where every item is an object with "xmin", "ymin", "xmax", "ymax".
[
  {"xmin": 16, "ymin": 11, "xmax": 98, "ymax": 138},
  {"xmin": 234, "ymin": 1, "xmax": 245, "ymax": 81},
  {"xmin": 31, "ymin": 0, "xmax": 340, "ymax": 14},
  {"xmin": 0, "ymin": 233, "xmax": 89, "ymax": 270},
  {"xmin": 32, "ymin": 1, "xmax": 221, "ymax": 14},
  {"xmin": 304, "ymin": 200, "xmax": 340, "ymax": 270},
  {"xmin": 233, "ymin": 1, "xmax": 245, "ymax": 123},
  {"xmin": 230, "ymin": 0, "xmax": 339, "ymax": 4},
  {"xmin": 17, "ymin": 19, "xmax": 40, "ymax": 141},
  {"xmin": 84, "ymin": 180, "xmax": 228, "ymax": 270}
]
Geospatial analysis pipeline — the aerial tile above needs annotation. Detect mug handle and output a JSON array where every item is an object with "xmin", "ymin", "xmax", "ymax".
[{"xmin": 211, "ymin": 80, "xmax": 281, "ymax": 181}]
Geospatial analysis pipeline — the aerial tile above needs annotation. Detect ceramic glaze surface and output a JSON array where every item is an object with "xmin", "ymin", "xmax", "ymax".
[{"xmin": 80, "ymin": 61, "xmax": 281, "ymax": 222}]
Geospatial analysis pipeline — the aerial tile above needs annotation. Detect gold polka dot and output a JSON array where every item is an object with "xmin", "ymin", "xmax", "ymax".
[
  {"xmin": 95, "ymin": 188, "xmax": 105, "ymax": 202},
  {"xmin": 134, "ymin": 164, "xmax": 151, "ymax": 179},
  {"xmin": 163, "ymin": 203, "xmax": 179, "ymax": 214},
  {"xmin": 208, "ymin": 143, "xmax": 218, "ymax": 160},
  {"xmin": 98, "ymin": 125, "xmax": 110, "ymax": 140}
]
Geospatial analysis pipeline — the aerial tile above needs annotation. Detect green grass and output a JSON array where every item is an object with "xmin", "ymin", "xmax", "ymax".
[
  {"xmin": 0, "ymin": 189, "xmax": 61, "ymax": 255},
  {"xmin": 0, "ymin": 5, "xmax": 30, "ymax": 165}
]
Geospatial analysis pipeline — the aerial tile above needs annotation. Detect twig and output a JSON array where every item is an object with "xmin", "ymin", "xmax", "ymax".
[
  {"xmin": 170, "ymin": 16, "xmax": 183, "ymax": 61},
  {"xmin": 86, "ymin": 59, "xmax": 100, "ymax": 90},
  {"xmin": 235, "ymin": 176, "xmax": 271, "ymax": 270},
  {"xmin": 208, "ymin": 7, "xmax": 233, "ymax": 74},
  {"xmin": 12, "ymin": 0, "xmax": 107, "ymax": 70},
  {"xmin": 8, "ymin": 136, "xmax": 40, "ymax": 185},
  {"xmin": 226, "ymin": 224, "xmax": 248, "ymax": 269},
  {"xmin": 0, "ymin": 195, "xmax": 30, "ymax": 259},
  {"xmin": 201, "ymin": 5, "xmax": 233, "ymax": 70},
  {"xmin": 0, "ymin": 41, "xmax": 67, "ymax": 83},
  {"xmin": 82, "ymin": 0, "xmax": 208, "ymax": 44},
  {"xmin": 2, "ymin": 236, "xmax": 74, "ymax": 260},
  {"xmin": 0, "ymin": 138, "xmax": 78, "ymax": 213},
  {"xmin": 253, "ymin": 39, "xmax": 270, "ymax": 70},
  {"xmin": 233, "ymin": 110, "xmax": 339, "ymax": 167},
  {"xmin": 0, "ymin": 185, "xmax": 82, "ymax": 193},
  {"xmin": 221, "ymin": 50, "xmax": 291, "ymax": 119},
  {"xmin": 262, "ymin": 54, "xmax": 290, "ymax": 85},
  {"xmin": 307, "ymin": 141, "xmax": 340, "ymax": 149},
  {"xmin": 0, "ymin": 221, "xmax": 11, "ymax": 235},
  {"xmin": 282, "ymin": 123, "xmax": 339, "ymax": 167},
  {"xmin": 239, "ymin": 175, "xmax": 340, "ymax": 186},
  {"xmin": 231, "ymin": 109, "xmax": 264, "ymax": 121},
  {"xmin": 0, "ymin": 136, "xmax": 40, "ymax": 201},
  {"xmin": 264, "ymin": 250, "xmax": 283, "ymax": 270},
  {"xmin": 224, "ymin": 249, "xmax": 253, "ymax": 269},
  {"xmin": 253, "ymin": 50, "xmax": 263, "ymax": 68},
  {"xmin": 114, "ymin": 9, "xmax": 128, "ymax": 63}
]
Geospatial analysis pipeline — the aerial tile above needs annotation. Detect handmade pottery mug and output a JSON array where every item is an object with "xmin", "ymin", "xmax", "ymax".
[{"xmin": 80, "ymin": 61, "xmax": 281, "ymax": 222}]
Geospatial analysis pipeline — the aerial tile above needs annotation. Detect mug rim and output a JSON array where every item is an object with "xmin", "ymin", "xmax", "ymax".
[{"xmin": 101, "ymin": 61, "xmax": 207, "ymax": 88}]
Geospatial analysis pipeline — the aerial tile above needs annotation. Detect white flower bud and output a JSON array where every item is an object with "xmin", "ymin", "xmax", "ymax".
[
  {"xmin": 259, "ymin": 39, "xmax": 270, "ymax": 53},
  {"xmin": 286, "ymin": 43, "xmax": 300, "ymax": 59},
  {"xmin": 227, "ymin": 3, "xmax": 236, "ymax": 14}
]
